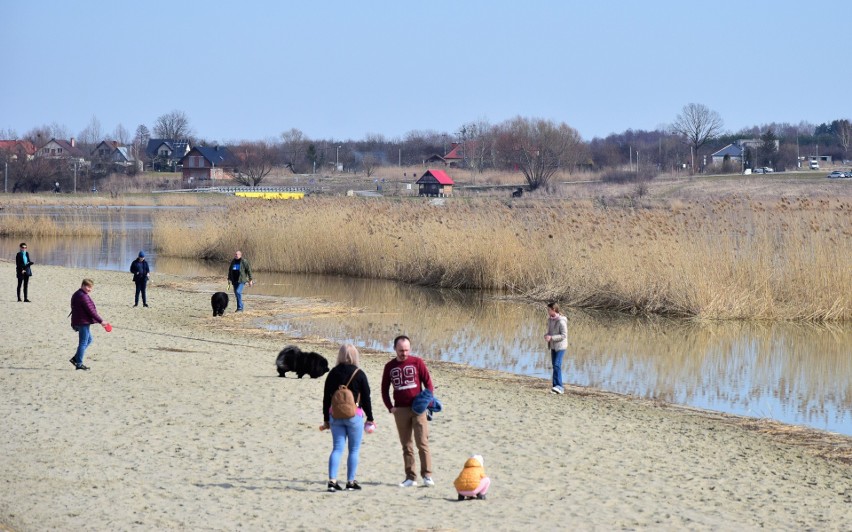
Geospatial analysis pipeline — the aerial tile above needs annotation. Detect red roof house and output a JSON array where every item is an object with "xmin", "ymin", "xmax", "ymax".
[
  {"xmin": 0, "ymin": 140, "xmax": 37, "ymax": 161},
  {"xmin": 415, "ymin": 169, "xmax": 455, "ymax": 197},
  {"xmin": 443, "ymin": 141, "xmax": 478, "ymax": 167}
]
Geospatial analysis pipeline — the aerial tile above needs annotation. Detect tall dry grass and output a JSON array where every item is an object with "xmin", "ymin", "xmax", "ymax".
[
  {"xmin": 0, "ymin": 212, "xmax": 102, "ymax": 237},
  {"xmin": 0, "ymin": 192, "xmax": 230, "ymax": 208},
  {"xmin": 152, "ymin": 195, "xmax": 852, "ymax": 322}
]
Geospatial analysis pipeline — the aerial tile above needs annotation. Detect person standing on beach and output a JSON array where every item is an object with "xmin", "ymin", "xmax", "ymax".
[
  {"xmin": 69, "ymin": 278, "xmax": 109, "ymax": 371},
  {"xmin": 321, "ymin": 344, "xmax": 376, "ymax": 492},
  {"xmin": 130, "ymin": 251, "xmax": 150, "ymax": 307},
  {"xmin": 227, "ymin": 250, "xmax": 253, "ymax": 312},
  {"xmin": 544, "ymin": 302, "xmax": 568, "ymax": 394},
  {"xmin": 381, "ymin": 335, "xmax": 435, "ymax": 488},
  {"xmin": 15, "ymin": 242, "xmax": 34, "ymax": 302}
]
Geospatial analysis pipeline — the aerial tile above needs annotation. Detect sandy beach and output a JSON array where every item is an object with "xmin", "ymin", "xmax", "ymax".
[{"xmin": 1, "ymin": 261, "xmax": 851, "ymax": 530}]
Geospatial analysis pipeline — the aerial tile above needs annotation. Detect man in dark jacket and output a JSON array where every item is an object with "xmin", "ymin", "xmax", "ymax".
[
  {"xmin": 130, "ymin": 251, "xmax": 151, "ymax": 307},
  {"xmin": 70, "ymin": 278, "xmax": 110, "ymax": 371},
  {"xmin": 15, "ymin": 242, "xmax": 33, "ymax": 302}
]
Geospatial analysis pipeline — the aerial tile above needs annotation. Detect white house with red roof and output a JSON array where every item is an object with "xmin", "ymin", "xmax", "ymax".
[{"xmin": 415, "ymin": 169, "xmax": 455, "ymax": 197}]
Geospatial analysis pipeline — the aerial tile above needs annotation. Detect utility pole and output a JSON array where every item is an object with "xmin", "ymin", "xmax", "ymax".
[
  {"xmin": 73, "ymin": 161, "xmax": 78, "ymax": 193},
  {"xmin": 690, "ymin": 146, "xmax": 695, "ymax": 175}
]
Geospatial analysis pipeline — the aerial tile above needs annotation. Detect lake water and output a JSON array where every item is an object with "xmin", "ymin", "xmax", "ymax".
[{"xmin": 3, "ymin": 206, "xmax": 851, "ymax": 435}]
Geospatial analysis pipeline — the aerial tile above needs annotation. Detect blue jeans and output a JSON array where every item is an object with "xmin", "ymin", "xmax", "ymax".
[
  {"xmin": 233, "ymin": 282, "xmax": 244, "ymax": 310},
  {"xmin": 551, "ymin": 349, "xmax": 565, "ymax": 388},
  {"xmin": 74, "ymin": 325, "xmax": 93, "ymax": 366},
  {"xmin": 328, "ymin": 414, "xmax": 364, "ymax": 482}
]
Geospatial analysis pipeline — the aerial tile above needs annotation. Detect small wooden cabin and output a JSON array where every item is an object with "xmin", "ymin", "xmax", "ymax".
[{"xmin": 415, "ymin": 169, "xmax": 455, "ymax": 197}]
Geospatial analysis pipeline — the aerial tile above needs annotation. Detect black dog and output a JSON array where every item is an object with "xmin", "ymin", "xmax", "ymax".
[
  {"xmin": 276, "ymin": 345, "xmax": 329, "ymax": 378},
  {"xmin": 211, "ymin": 292, "xmax": 229, "ymax": 316}
]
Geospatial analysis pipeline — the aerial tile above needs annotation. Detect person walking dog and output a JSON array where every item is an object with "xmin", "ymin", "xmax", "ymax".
[
  {"xmin": 69, "ymin": 278, "xmax": 110, "ymax": 371},
  {"xmin": 227, "ymin": 250, "xmax": 253, "ymax": 312}
]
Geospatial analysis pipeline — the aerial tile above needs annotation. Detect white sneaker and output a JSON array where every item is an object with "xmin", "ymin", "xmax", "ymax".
[
  {"xmin": 551, "ymin": 386, "xmax": 564, "ymax": 394},
  {"xmin": 423, "ymin": 476, "xmax": 435, "ymax": 487},
  {"xmin": 399, "ymin": 479, "xmax": 417, "ymax": 488}
]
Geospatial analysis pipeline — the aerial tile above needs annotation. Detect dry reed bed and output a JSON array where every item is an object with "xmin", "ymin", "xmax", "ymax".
[
  {"xmin": 0, "ymin": 192, "xmax": 227, "ymax": 207},
  {"xmin": 152, "ymin": 196, "xmax": 851, "ymax": 321},
  {"xmin": 0, "ymin": 211, "xmax": 102, "ymax": 237}
]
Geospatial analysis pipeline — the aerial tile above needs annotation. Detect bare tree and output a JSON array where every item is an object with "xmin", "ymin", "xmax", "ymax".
[
  {"xmin": 455, "ymin": 119, "xmax": 494, "ymax": 174},
  {"xmin": 233, "ymin": 141, "xmax": 276, "ymax": 186},
  {"xmin": 77, "ymin": 115, "xmax": 103, "ymax": 149},
  {"xmin": 280, "ymin": 128, "xmax": 308, "ymax": 173},
  {"xmin": 494, "ymin": 116, "xmax": 584, "ymax": 190},
  {"xmin": 833, "ymin": 119, "xmax": 852, "ymax": 159},
  {"xmin": 403, "ymin": 129, "xmax": 445, "ymax": 163},
  {"xmin": 6, "ymin": 155, "xmax": 60, "ymax": 193},
  {"xmin": 362, "ymin": 154, "xmax": 379, "ymax": 177},
  {"xmin": 671, "ymin": 103, "xmax": 724, "ymax": 172},
  {"xmin": 153, "ymin": 110, "xmax": 193, "ymax": 139},
  {"xmin": 112, "ymin": 123, "xmax": 130, "ymax": 145},
  {"xmin": 23, "ymin": 123, "xmax": 69, "ymax": 148}
]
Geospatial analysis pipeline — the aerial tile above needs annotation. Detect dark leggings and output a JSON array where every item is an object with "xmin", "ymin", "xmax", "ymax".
[{"xmin": 17, "ymin": 276, "xmax": 29, "ymax": 301}]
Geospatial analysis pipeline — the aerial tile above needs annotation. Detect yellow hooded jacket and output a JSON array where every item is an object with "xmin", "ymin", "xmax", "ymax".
[{"xmin": 453, "ymin": 456, "xmax": 486, "ymax": 492}]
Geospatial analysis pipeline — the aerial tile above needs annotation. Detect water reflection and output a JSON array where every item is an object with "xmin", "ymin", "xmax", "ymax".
[
  {"xmin": 257, "ymin": 275, "xmax": 852, "ymax": 434},
  {"xmin": 2, "ymin": 207, "xmax": 850, "ymax": 435}
]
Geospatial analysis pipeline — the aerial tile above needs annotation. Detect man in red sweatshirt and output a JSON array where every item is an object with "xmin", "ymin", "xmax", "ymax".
[{"xmin": 381, "ymin": 335, "xmax": 435, "ymax": 488}]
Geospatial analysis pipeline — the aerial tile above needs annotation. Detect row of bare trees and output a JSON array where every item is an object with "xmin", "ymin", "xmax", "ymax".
[
  {"xmin": 218, "ymin": 118, "xmax": 586, "ymax": 189},
  {"xmin": 5, "ymin": 105, "xmax": 852, "ymax": 191}
]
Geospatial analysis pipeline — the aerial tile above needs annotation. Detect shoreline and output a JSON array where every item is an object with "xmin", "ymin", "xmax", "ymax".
[{"xmin": 1, "ymin": 263, "xmax": 851, "ymax": 530}]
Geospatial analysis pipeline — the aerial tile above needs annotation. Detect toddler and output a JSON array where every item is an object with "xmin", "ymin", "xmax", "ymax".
[{"xmin": 453, "ymin": 454, "xmax": 490, "ymax": 500}]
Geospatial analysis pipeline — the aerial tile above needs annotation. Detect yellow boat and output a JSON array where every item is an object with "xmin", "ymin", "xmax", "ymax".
[{"xmin": 234, "ymin": 191, "xmax": 305, "ymax": 200}]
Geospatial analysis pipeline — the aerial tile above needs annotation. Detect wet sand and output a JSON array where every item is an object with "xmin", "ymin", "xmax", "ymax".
[{"xmin": 1, "ymin": 262, "xmax": 851, "ymax": 530}]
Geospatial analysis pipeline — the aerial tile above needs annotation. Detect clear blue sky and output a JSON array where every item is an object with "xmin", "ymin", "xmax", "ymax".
[{"xmin": 2, "ymin": 0, "xmax": 850, "ymax": 143}]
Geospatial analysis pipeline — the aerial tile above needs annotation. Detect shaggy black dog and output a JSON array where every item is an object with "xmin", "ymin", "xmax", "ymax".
[
  {"xmin": 276, "ymin": 345, "xmax": 329, "ymax": 378},
  {"xmin": 211, "ymin": 292, "xmax": 229, "ymax": 316}
]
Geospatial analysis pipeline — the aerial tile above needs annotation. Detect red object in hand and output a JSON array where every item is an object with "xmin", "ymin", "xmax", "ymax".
[{"xmin": 104, "ymin": 323, "xmax": 112, "ymax": 332}]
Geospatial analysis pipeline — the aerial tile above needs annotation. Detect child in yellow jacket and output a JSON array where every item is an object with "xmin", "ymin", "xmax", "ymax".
[{"xmin": 453, "ymin": 454, "xmax": 490, "ymax": 500}]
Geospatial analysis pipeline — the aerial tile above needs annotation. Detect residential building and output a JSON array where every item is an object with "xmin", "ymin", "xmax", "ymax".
[
  {"xmin": 0, "ymin": 140, "xmax": 37, "ymax": 161},
  {"xmin": 91, "ymin": 140, "xmax": 138, "ymax": 175},
  {"xmin": 145, "ymin": 139, "xmax": 191, "ymax": 171},
  {"xmin": 37, "ymin": 138, "xmax": 87, "ymax": 163},
  {"xmin": 180, "ymin": 146, "xmax": 238, "ymax": 182}
]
